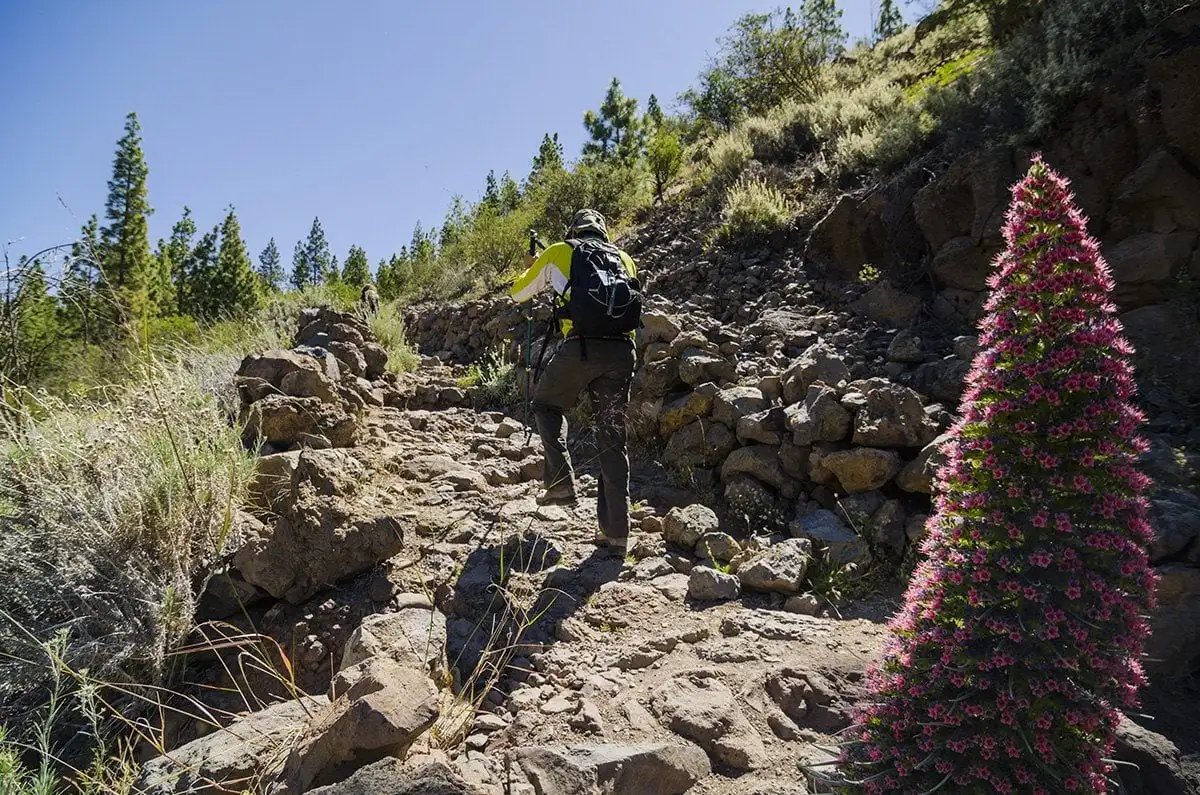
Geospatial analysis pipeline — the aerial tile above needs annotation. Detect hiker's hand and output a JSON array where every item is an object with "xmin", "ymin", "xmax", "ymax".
[{"xmin": 524, "ymin": 253, "xmax": 536, "ymax": 267}]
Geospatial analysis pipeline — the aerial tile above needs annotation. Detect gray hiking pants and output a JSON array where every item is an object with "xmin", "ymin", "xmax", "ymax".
[{"xmin": 532, "ymin": 337, "xmax": 636, "ymax": 539}]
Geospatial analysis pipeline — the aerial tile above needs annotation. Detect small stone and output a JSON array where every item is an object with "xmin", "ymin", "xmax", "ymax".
[
  {"xmin": 688, "ymin": 567, "xmax": 742, "ymax": 601},
  {"xmin": 695, "ymin": 532, "xmax": 742, "ymax": 564},
  {"xmin": 540, "ymin": 694, "xmax": 577, "ymax": 715},
  {"xmin": 784, "ymin": 594, "xmax": 821, "ymax": 615}
]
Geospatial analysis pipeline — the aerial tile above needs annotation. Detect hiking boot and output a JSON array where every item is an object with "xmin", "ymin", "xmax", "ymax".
[
  {"xmin": 592, "ymin": 533, "xmax": 628, "ymax": 553},
  {"xmin": 537, "ymin": 483, "xmax": 577, "ymax": 505}
]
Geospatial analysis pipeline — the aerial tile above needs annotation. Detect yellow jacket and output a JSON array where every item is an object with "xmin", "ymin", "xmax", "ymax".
[{"xmin": 510, "ymin": 240, "xmax": 638, "ymax": 337}]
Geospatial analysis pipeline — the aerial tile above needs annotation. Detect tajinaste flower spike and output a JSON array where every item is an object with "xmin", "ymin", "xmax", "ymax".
[{"xmin": 834, "ymin": 156, "xmax": 1155, "ymax": 794}]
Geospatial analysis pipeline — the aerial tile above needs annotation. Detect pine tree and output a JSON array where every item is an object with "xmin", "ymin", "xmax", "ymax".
[
  {"xmin": 482, "ymin": 170, "xmax": 500, "ymax": 209},
  {"xmin": 327, "ymin": 253, "xmax": 340, "ymax": 285},
  {"xmin": 837, "ymin": 158, "xmax": 1155, "ymax": 794},
  {"xmin": 213, "ymin": 206, "xmax": 260, "ymax": 318},
  {"xmin": 291, "ymin": 240, "xmax": 310, "ymax": 290},
  {"xmin": 644, "ymin": 94, "xmax": 665, "ymax": 131},
  {"xmin": 183, "ymin": 227, "xmax": 219, "ymax": 317},
  {"xmin": 257, "ymin": 238, "xmax": 284, "ymax": 291},
  {"xmin": 528, "ymin": 133, "xmax": 565, "ymax": 186},
  {"xmin": 874, "ymin": 0, "xmax": 905, "ymax": 41},
  {"xmin": 302, "ymin": 217, "xmax": 333, "ymax": 284},
  {"xmin": 801, "ymin": 0, "xmax": 847, "ymax": 62},
  {"xmin": 342, "ymin": 245, "xmax": 370, "ymax": 286},
  {"xmin": 60, "ymin": 214, "xmax": 107, "ymax": 341},
  {"xmin": 498, "ymin": 172, "xmax": 521, "ymax": 215},
  {"xmin": 101, "ymin": 111, "xmax": 155, "ymax": 321},
  {"xmin": 583, "ymin": 78, "xmax": 643, "ymax": 163},
  {"xmin": 149, "ymin": 239, "xmax": 176, "ymax": 316},
  {"xmin": 166, "ymin": 207, "xmax": 197, "ymax": 314},
  {"xmin": 2, "ymin": 258, "xmax": 61, "ymax": 384}
]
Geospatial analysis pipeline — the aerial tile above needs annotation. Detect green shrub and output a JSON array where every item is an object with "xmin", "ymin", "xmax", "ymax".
[
  {"xmin": 718, "ymin": 176, "xmax": 795, "ymax": 238},
  {"xmin": 368, "ymin": 302, "xmax": 420, "ymax": 374}
]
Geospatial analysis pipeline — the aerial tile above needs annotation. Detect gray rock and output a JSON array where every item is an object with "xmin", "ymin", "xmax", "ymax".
[
  {"xmin": 650, "ymin": 671, "xmax": 768, "ymax": 771},
  {"xmin": 736, "ymin": 407, "xmax": 788, "ymax": 445},
  {"xmin": 851, "ymin": 379, "xmax": 929, "ymax": 448},
  {"xmin": 738, "ymin": 539, "xmax": 813, "ymax": 594},
  {"xmin": 696, "ymin": 532, "xmax": 742, "ymax": 564},
  {"xmin": 895, "ymin": 432, "xmax": 953, "ymax": 494},
  {"xmin": 850, "ymin": 282, "xmax": 922, "ymax": 327},
  {"xmin": 1145, "ymin": 564, "xmax": 1200, "ymax": 678},
  {"xmin": 641, "ymin": 312, "xmax": 683, "ymax": 345},
  {"xmin": 952, "ymin": 335, "xmax": 979, "ymax": 361},
  {"xmin": 870, "ymin": 499, "xmax": 907, "ymax": 556},
  {"xmin": 1112, "ymin": 717, "xmax": 1190, "ymax": 795},
  {"xmin": 724, "ymin": 476, "xmax": 780, "ymax": 518},
  {"xmin": 663, "ymin": 419, "xmax": 737, "ymax": 468},
  {"xmin": 1149, "ymin": 491, "xmax": 1200, "ymax": 562},
  {"xmin": 663, "ymin": 504, "xmax": 720, "ymax": 550},
  {"xmin": 782, "ymin": 343, "xmax": 850, "ymax": 404},
  {"xmin": 688, "ymin": 567, "xmax": 743, "ymax": 601},
  {"xmin": 137, "ymin": 696, "xmax": 329, "ymax": 794},
  {"xmin": 278, "ymin": 656, "xmax": 440, "ymax": 794},
  {"xmin": 679, "ymin": 350, "xmax": 737, "ymax": 387},
  {"xmin": 720, "ymin": 445, "xmax": 787, "ymax": 491},
  {"xmin": 711, "ymin": 386, "xmax": 768, "ymax": 427},
  {"xmin": 784, "ymin": 594, "xmax": 821, "ymax": 615},
  {"xmin": 787, "ymin": 384, "xmax": 851, "ymax": 445},
  {"xmin": 886, "ymin": 330, "xmax": 925, "ymax": 363},
  {"xmin": 517, "ymin": 743, "xmax": 710, "ymax": 795},
  {"xmin": 308, "ymin": 761, "xmax": 478, "ymax": 795},
  {"xmin": 340, "ymin": 598, "xmax": 448, "ymax": 683},
  {"xmin": 791, "ymin": 510, "xmax": 870, "ymax": 567}
]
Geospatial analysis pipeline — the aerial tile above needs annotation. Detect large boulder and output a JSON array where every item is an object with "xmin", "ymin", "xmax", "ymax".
[
  {"xmin": 688, "ymin": 567, "xmax": 742, "ymax": 602},
  {"xmin": 930, "ymin": 237, "xmax": 995, "ymax": 291},
  {"xmin": 895, "ymin": 432, "xmax": 953, "ymax": 494},
  {"xmin": 1112, "ymin": 717, "xmax": 1191, "ymax": 795},
  {"xmin": 516, "ymin": 744, "xmax": 710, "ymax": 795},
  {"xmin": 308, "ymin": 761, "xmax": 476, "ymax": 795},
  {"xmin": 1148, "ymin": 491, "xmax": 1200, "ymax": 563},
  {"xmin": 711, "ymin": 386, "xmax": 768, "ymax": 427},
  {"xmin": 791, "ymin": 510, "xmax": 870, "ymax": 567},
  {"xmin": 720, "ymin": 445, "xmax": 788, "ymax": 492},
  {"xmin": 340, "ymin": 597, "xmax": 448, "ymax": 684},
  {"xmin": 649, "ymin": 670, "xmax": 768, "ymax": 771},
  {"xmin": 663, "ymin": 504, "xmax": 721, "ymax": 550},
  {"xmin": 1145, "ymin": 565, "xmax": 1200, "ymax": 679},
  {"xmin": 737, "ymin": 539, "xmax": 813, "ymax": 594},
  {"xmin": 658, "ymin": 386, "xmax": 717, "ymax": 438},
  {"xmin": 850, "ymin": 282, "xmax": 923, "ymax": 326},
  {"xmin": 663, "ymin": 419, "xmax": 737, "ymax": 468},
  {"xmin": 233, "ymin": 452, "xmax": 405, "ymax": 603},
  {"xmin": 787, "ymin": 384, "xmax": 851, "ymax": 445},
  {"xmin": 237, "ymin": 349, "xmax": 331, "ymax": 403},
  {"xmin": 850, "ymin": 379, "xmax": 930, "ymax": 448},
  {"xmin": 137, "ymin": 696, "xmax": 330, "ymax": 793},
  {"xmin": 241, "ymin": 394, "xmax": 358, "ymax": 450},
  {"xmin": 782, "ymin": 343, "xmax": 850, "ymax": 404},
  {"xmin": 277, "ymin": 656, "xmax": 439, "ymax": 794},
  {"xmin": 821, "ymin": 447, "xmax": 903, "ymax": 493}
]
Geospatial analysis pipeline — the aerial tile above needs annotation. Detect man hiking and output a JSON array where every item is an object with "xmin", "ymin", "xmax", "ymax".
[
  {"xmin": 361, "ymin": 284, "xmax": 381, "ymax": 316},
  {"xmin": 511, "ymin": 209, "xmax": 641, "ymax": 550}
]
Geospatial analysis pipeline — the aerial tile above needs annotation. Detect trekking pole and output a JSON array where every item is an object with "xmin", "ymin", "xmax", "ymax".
[{"xmin": 523, "ymin": 229, "xmax": 546, "ymax": 444}]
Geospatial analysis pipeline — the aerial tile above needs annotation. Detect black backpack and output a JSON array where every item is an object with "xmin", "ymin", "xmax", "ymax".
[{"xmin": 563, "ymin": 237, "xmax": 643, "ymax": 337}]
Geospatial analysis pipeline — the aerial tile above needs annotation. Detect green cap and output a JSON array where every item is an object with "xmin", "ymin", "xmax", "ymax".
[{"xmin": 567, "ymin": 209, "xmax": 609, "ymax": 241}]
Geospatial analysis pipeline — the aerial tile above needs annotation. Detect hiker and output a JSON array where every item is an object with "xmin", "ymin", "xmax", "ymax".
[
  {"xmin": 511, "ymin": 209, "xmax": 642, "ymax": 550},
  {"xmin": 361, "ymin": 283, "xmax": 380, "ymax": 315}
]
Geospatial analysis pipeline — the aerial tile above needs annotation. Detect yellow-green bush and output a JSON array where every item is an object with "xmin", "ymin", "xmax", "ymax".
[
  {"xmin": 718, "ymin": 176, "xmax": 795, "ymax": 238},
  {"xmin": 368, "ymin": 302, "xmax": 420, "ymax": 374},
  {"xmin": 707, "ymin": 127, "xmax": 754, "ymax": 189}
]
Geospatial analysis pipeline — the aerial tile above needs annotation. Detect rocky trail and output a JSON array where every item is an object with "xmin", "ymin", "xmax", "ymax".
[{"xmin": 127, "ymin": 298, "xmax": 1200, "ymax": 795}]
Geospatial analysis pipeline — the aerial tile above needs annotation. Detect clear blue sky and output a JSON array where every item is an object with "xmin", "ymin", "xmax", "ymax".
[{"xmin": 1, "ymin": 1, "xmax": 891, "ymax": 273}]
